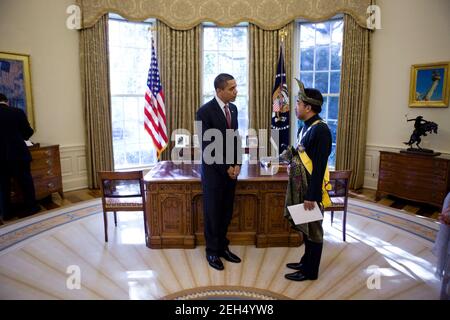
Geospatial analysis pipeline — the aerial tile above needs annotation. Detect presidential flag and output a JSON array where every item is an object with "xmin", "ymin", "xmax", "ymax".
[
  {"xmin": 271, "ymin": 45, "xmax": 290, "ymax": 154},
  {"xmin": 144, "ymin": 38, "xmax": 168, "ymax": 158}
]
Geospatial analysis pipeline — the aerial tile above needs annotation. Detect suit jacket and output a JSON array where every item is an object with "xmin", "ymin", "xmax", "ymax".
[
  {"xmin": 0, "ymin": 103, "xmax": 34, "ymax": 164},
  {"xmin": 196, "ymin": 97, "xmax": 241, "ymax": 185}
]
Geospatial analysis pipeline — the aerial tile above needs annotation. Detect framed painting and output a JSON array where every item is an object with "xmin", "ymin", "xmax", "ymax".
[
  {"xmin": 0, "ymin": 52, "xmax": 35, "ymax": 127},
  {"xmin": 409, "ymin": 61, "xmax": 449, "ymax": 108}
]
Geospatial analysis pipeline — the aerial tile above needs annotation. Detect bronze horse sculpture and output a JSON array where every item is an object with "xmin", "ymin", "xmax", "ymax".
[{"xmin": 404, "ymin": 116, "xmax": 438, "ymax": 150}]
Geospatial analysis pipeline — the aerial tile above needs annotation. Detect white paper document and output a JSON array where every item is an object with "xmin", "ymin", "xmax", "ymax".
[{"xmin": 287, "ymin": 203, "xmax": 323, "ymax": 225}]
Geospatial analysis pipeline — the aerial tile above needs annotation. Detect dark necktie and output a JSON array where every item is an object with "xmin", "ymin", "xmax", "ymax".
[{"xmin": 224, "ymin": 104, "xmax": 231, "ymax": 129}]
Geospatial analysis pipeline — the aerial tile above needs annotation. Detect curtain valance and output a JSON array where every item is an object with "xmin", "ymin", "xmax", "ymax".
[{"xmin": 77, "ymin": 0, "xmax": 374, "ymax": 30}]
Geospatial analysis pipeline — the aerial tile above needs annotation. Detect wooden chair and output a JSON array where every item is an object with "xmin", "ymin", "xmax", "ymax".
[
  {"xmin": 98, "ymin": 171, "xmax": 148, "ymax": 243},
  {"xmin": 324, "ymin": 170, "xmax": 352, "ymax": 241}
]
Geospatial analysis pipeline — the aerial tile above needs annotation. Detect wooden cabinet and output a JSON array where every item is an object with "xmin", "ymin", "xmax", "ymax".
[
  {"xmin": 11, "ymin": 144, "xmax": 63, "ymax": 203},
  {"xmin": 376, "ymin": 151, "xmax": 450, "ymax": 208}
]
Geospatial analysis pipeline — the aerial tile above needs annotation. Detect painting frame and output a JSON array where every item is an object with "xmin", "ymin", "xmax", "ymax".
[
  {"xmin": 0, "ymin": 51, "xmax": 35, "ymax": 128},
  {"xmin": 409, "ymin": 61, "xmax": 450, "ymax": 108}
]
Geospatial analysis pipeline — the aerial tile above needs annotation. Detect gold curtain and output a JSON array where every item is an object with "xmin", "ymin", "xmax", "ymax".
[
  {"xmin": 249, "ymin": 23, "xmax": 293, "ymax": 150},
  {"xmin": 156, "ymin": 21, "xmax": 201, "ymax": 160},
  {"xmin": 77, "ymin": 0, "xmax": 373, "ymax": 31},
  {"xmin": 335, "ymin": 14, "xmax": 371, "ymax": 189},
  {"xmin": 80, "ymin": 15, "xmax": 114, "ymax": 188}
]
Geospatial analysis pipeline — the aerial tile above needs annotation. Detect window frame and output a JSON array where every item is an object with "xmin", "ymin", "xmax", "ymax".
[
  {"xmin": 201, "ymin": 23, "xmax": 250, "ymax": 141},
  {"xmin": 291, "ymin": 17, "xmax": 344, "ymax": 168},
  {"xmin": 108, "ymin": 14, "xmax": 158, "ymax": 170}
]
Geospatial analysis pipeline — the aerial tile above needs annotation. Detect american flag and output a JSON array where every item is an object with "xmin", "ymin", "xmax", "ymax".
[{"xmin": 144, "ymin": 38, "xmax": 168, "ymax": 158}]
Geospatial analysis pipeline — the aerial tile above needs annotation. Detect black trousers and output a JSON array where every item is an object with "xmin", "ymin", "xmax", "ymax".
[
  {"xmin": 0, "ymin": 161, "xmax": 37, "ymax": 219},
  {"xmin": 202, "ymin": 177, "xmax": 237, "ymax": 256},
  {"xmin": 299, "ymin": 235, "xmax": 323, "ymax": 279}
]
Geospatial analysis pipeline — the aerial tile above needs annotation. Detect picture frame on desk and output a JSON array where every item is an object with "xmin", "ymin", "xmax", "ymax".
[
  {"xmin": 409, "ymin": 61, "xmax": 450, "ymax": 108},
  {"xmin": 0, "ymin": 52, "xmax": 35, "ymax": 128}
]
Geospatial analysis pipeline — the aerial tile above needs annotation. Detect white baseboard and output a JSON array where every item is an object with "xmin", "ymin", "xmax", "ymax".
[{"xmin": 59, "ymin": 145, "xmax": 88, "ymax": 191}]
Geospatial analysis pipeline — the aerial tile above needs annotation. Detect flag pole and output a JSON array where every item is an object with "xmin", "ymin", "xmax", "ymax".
[
  {"xmin": 148, "ymin": 24, "xmax": 156, "ymax": 49},
  {"xmin": 279, "ymin": 27, "xmax": 287, "ymax": 82},
  {"xmin": 276, "ymin": 28, "xmax": 288, "ymax": 121},
  {"xmin": 144, "ymin": 23, "xmax": 168, "ymax": 160}
]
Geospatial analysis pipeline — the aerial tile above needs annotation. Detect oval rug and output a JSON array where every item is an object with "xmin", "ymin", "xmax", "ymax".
[{"xmin": 162, "ymin": 286, "xmax": 291, "ymax": 300}]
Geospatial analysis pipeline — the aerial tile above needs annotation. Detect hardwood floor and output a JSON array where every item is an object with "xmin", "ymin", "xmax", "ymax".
[{"xmin": 349, "ymin": 189, "xmax": 441, "ymax": 220}]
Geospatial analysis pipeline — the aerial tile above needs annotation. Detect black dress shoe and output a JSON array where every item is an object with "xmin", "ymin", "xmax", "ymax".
[
  {"xmin": 207, "ymin": 255, "xmax": 224, "ymax": 270},
  {"xmin": 220, "ymin": 249, "xmax": 241, "ymax": 263},
  {"xmin": 286, "ymin": 262, "xmax": 304, "ymax": 271},
  {"xmin": 284, "ymin": 271, "xmax": 317, "ymax": 282}
]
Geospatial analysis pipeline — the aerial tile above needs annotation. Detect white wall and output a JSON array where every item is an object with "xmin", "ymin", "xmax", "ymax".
[
  {"xmin": 0, "ymin": 0, "xmax": 87, "ymax": 190},
  {"xmin": 364, "ymin": 0, "xmax": 450, "ymax": 188}
]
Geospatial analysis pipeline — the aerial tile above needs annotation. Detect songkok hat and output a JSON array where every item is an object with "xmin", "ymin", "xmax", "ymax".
[{"xmin": 295, "ymin": 78, "xmax": 323, "ymax": 107}]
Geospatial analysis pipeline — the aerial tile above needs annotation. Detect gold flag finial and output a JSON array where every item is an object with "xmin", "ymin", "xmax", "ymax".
[{"xmin": 279, "ymin": 28, "xmax": 288, "ymax": 42}]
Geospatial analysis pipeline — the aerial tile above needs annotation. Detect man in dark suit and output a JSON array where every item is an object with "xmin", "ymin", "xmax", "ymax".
[
  {"xmin": 196, "ymin": 73, "xmax": 242, "ymax": 271},
  {"xmin": 0, "ymin": 93, "xmax": 39, "ymax": 222}
]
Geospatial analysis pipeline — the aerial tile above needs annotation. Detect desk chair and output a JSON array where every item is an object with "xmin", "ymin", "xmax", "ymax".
[
  {"xmin": 98, "ymin": 171, "xmax": 148, "ymax": 243},
  {"xmin": 325, "ymin": 170, "xmax": 352, "ymax": 241}
]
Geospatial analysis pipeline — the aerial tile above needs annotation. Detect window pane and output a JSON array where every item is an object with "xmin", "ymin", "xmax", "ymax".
[
  {"xmin": 232, "ymin": 28, "xmax": 247, "ymax": 49},
  {"xmin": 330, "ymin": 72, "xmax": 341, "ymax": 94},
  {"xmin": 218, "ymin": 52, "xmax": 233, "ymax": 71},
  {"xmin": 314, "ymin": 72, "xmax": 329, "ymax": 94},
  {"xmin": 331, "ymin": 44, "xmax": 342, "ymax": 70},
  {"xmin": 217, "ymin": 28, "xmax": 233, "ymax": 48},
  {"xmin": 111, "ymin": 97, "xmax": 124, "ymax": 122},
  {"xmin": 204, "ymin": 28, "xmax": 218, "ymax": 50},
  {"xmin": 300, "ymin": 72, "xmax": 313, "ymax": 88},
  {"xmin": 315, "ymin": 45, "xmax": 330, "ymax": 71},
  {"xmin": 328, "ymin": 97, "xmax": 339, "ymax": 120},
  {"xmin": 300, "ymin": 47, "xmax": 314, "ymax": 71},
  {"xmin": 126, "ymin": 148, "xmax": 140, "ymax": 166},
  {"xmin": 332, "ymin": 20, "xmax": 343, "ymax": 43},
  {"xmin": 203, "ymin": 73, "xmax": 216, "ymax": 96},
  {"xmin": 204, "ymin": 52, "xmax": 218, "ymax": 74},
  {"xmin": 112, "ymin": 121, "xmax": 124, "ymax": 141},
  {"xmin": 315, "ymin": 23, "xmax": 331, "ymax": 45},
  {"xmin": 113, "ymin": 148, "xmax": 126, "ymax": 167},
  {"xmin": 329, "ymin": 145, "xmax": 337, "ymax": 168},
  {"xmin": 300, "ymin": 24, "xmax": 315, "ymax": 47},
  {"xmin": 328, "ymin": 120, "xmax": 338, "ymax": 147},
  {"xmin": 319, "ymin": 96, "xmax": 328, "ymax": 119}
]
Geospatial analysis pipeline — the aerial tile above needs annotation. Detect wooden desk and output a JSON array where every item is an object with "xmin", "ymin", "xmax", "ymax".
[{"xmin": 144, "ymin": 161, "xmax": 301, "ymax": 249}]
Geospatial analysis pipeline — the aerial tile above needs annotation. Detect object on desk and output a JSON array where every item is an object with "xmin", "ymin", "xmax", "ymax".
[
  {"xmin": 287, "ymin": 203, "xmax": 323, "ymax": 225},
  {"xmin": 259, "ymin": 157, "xmax": 288, "ymax": 175},
  {"xmin": 25, "ymin": 140, "xmax": 33, "ymax": 146}
]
